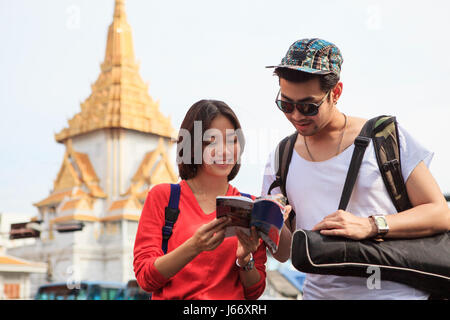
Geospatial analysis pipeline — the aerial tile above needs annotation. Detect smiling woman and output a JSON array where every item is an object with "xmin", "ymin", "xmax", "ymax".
[
  {"xmin": 133, "ymin": 99, "xmax": 267, "ymax": 300},
  {"xmin": 176, "ymin": 100, "xmax": 246, "ymax": 181}
]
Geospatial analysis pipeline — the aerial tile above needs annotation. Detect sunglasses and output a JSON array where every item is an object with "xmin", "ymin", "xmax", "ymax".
[{"xmin": 275, "ymin": 89, "xmax": 330, "ymax": 116}]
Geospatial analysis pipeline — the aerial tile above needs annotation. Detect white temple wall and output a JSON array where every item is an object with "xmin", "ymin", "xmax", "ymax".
[
  {"xmin": 119, "ymin": 130, "xmax": 160, "ymax": 195},
  {"xmin": 71, "ymin": 130, "xmax": 108, "ymax": 196}
]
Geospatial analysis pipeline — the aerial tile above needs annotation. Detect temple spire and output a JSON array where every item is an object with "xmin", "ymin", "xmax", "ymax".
[
  {"xmin": 103, "ymin": 0, "xmax": 135, "ymax": 68},
  {"xmin": 55, "ymin": 0, "xmax": 176, "ymax": 143},
  {"xmin": 114, "ymin": 0, "xmax": 127, "ymax": 19}
]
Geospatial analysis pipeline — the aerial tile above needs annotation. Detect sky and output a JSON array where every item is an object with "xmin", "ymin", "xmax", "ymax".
[{"xmin": 1, "ymin": 0, "xmax": 449, "ymax": 216}]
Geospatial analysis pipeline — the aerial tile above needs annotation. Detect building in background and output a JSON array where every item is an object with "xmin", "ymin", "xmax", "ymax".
[
  {"xmin": 7, "ymin": 0, "xmax": 178, "ymax": 296},
  {"xmin": 0, "ymin": 213, "xmax": 46, "ymax": 299},
  {"xmin": 0, "ymin": 213, "xmax": 37, "ymax": 249}
]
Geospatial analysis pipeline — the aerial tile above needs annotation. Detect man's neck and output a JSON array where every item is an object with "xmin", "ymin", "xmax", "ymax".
[{"xmin": 310, "ymin": 109, "xmax": 347, "ymax": 142}]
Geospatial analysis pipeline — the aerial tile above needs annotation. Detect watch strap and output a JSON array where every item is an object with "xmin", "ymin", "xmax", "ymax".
[
  {"xmin": 236, "ymin": 253, "xmax": 254, "ymax": 271},
  {"xmin": 369, "ymin": 215, "xmax": 389, "ymax": 239}
]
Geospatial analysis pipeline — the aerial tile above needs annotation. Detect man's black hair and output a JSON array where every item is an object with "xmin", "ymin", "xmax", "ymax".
[{"xmin": 274, "ymin": 67, "xmax": 339, "ymax": 94}]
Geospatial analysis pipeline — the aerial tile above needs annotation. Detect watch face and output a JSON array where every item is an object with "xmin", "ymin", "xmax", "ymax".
[
  {"xmin": 375, "ymin": 216, "xmax": 388, "ymax": 228},
  {"xmin": 244, "ymin": 259, "xmax": 255, "ymax": 271}
]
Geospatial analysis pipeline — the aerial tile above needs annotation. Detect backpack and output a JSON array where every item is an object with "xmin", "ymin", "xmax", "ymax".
[
  {"xmin": 161, "ymin": 184, "xmax": 252, "ymax": 254},
  {"xmin": 267, "ymin": 115, "xmax": 412, "ymax": 219}
]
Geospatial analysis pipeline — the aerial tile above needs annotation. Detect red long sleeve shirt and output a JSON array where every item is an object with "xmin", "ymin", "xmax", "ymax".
[{"xmin": 133, "ymin": 180, "xmax": 267, "ymax": 300}]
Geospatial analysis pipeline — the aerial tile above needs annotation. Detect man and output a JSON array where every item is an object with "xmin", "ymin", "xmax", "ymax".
[{"xmin": 261, "ymin": 38, "xmax": 449, "ymax": 299}]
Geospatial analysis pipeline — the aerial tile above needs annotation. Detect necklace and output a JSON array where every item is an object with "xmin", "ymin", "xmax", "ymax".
[{"xmin": 304, "ymin": 113, "xmax": 347, "ymax": 162}]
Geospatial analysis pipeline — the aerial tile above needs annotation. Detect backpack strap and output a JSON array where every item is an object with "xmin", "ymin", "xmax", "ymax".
[
  {"xmin": 267, "ymin": 132, "xmax": 298, "ymax": 197},
  {"xmin": 161, "ymin": 187, "xmax": 256, "ymax": 254},
  {"xmin": 267, "ymin": 132, "xmax": 298, "ymax": 228},
  {"xmin": 338, "ymin": 118, "xmax": 376, "ymax": 210},
  {"xmin": 240, "ymin": 192, "xmax": 252, "ymax": 199},
  {"xmin": 338, "ymin": 115, "xmax": 412, "ymax": 212},
  {"xmin": 371, "ymin": 116, "xmax": 412, "ymax": 212},
  {"xmin": 162, "ymin": 184, "xmax": 181, "ymax": 254}
]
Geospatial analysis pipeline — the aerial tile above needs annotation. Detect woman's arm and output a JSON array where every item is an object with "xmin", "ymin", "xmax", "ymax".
[
  {"xmin": 153, "ymin": 217, "xmax": 230, "ymax": 278},
  {"xmin": 235, "ymin": 228, "xmax": 261, "ymax": 287},
  {"xmin": 133, "ymin": 184, "xmax": 230, "ymax": 292},
  {"xmin": 235, "ymin": 227, "xmax": 267, "ymax": 299}
]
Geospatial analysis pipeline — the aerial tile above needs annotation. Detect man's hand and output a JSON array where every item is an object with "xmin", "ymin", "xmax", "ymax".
[
  {"xmin": 312, "ymin": 210, "xmax": 377, "ymax": 240},
  {"xmin": 283, "ymin": 205, "xmax": 292, "ymax": 222}
]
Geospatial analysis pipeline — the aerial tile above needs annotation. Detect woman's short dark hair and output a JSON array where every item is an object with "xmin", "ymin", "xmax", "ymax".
[
  {"xmin": 177, "ymin": 99, "xmax": 244, "ymax": 181},
  {"xmin": 274, "ymin": 67, "xmax": 339, "ymax": 94}
]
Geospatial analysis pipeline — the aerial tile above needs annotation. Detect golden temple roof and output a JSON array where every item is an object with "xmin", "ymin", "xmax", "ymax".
[
  {"xmin": 55, "ymin": 0, "xmax": 177, "ymax": 143},
  {"xmin": 124, "ymin": 138, "xmax": 178, "ymax": 200},
  {"xmin": 34, "ymin": 140, "xmax": 106, "ymax": 208}
]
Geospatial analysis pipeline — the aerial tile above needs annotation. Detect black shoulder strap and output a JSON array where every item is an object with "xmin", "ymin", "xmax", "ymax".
[
  {"xmin": 268, "ymin": 132, "xmax": 298, "ymax": 196},
  {"xmin": 338, "ymin": 118, "xmax": 376, "ymax": 211},
  {"xmin": 240, "ymin": 192, "xmax": 252, "ymax": 199},
  {"xmin": 162, "ymin": 184, "xmax": 181, "ymax": 254},
  {"xmin": 267, "ymin": 132, "xmax": 298, "ymax": 227}
]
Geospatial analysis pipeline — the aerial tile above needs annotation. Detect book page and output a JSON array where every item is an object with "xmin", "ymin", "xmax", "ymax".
[{"xmin": 216, "ymin": 196, "xmax": 254, "ymax": 237}]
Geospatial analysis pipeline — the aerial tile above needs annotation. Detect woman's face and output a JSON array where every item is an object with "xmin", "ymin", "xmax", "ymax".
[{"xmin": 200, "ymin": 115, "xmax": 241, "ymax": 179}]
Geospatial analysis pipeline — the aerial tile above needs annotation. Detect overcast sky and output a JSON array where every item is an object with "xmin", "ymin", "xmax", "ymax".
[{"xmin": 1, "ymin": 0, "xmax": 449, "ymax": 216}]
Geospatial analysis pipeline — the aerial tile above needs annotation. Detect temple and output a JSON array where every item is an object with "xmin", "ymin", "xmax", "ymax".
[{"xmin": 8, "ymin": 0, "xmax": 178, "ymax": 293}]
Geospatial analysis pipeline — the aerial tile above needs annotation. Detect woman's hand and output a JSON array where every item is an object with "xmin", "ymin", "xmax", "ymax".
[
  {"xmin": 235, "ymin": 227, "xmax": 260, "ymax": 266},
  {"xmin": 189, "ymin": 217, "xmax": 230, "ymax": 254}
]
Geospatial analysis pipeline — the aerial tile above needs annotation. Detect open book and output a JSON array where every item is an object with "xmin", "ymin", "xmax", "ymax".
[{"xmin": 216, "ymin": 195, "xmax": 286, "ymax": 252}]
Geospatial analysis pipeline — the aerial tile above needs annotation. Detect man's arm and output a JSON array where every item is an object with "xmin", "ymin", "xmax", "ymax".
[
  {"xmin": 313, "ymin": 161, "xmax": 449, "ymax": 240},
  {"xmin": 383, "ymin": 161, "xmax": 449, "ymax": 238},
  {"xmin": 261, "ymin": 151, "xmax": 295, "ymax": 262},
  {"xmin": 270, "ymin": 208, "xmax": 294, "ymax": 262}
]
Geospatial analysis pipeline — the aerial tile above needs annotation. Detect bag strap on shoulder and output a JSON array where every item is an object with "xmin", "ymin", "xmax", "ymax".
[
  {"xmin": 339, "ymin": 115, "xmax": 412, "ymax": 212},
  {"xmin": 371, "ymin": 116, "xmax": 412, "ymax": 212},
  {"xmin": 268, "ymin": 132, "xmax": 298, "ymax": 196},
  {"xmin": 338, "ymin": 118, "xmax": 376, "ymax": 210},
  {"xmin": 240, "ymin": 192, "xmax": 252, "ymax": 199},
  {"xmin": 162, "ymin": 183, "xmax": 181, "ymax": 254},
  {"xmin": 267, "ymin": 132, "xmax": 298, "ymax": 227}
]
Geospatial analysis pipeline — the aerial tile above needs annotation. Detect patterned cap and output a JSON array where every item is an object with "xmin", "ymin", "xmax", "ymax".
[{"xmin": 267, "ymin": 38, "xmax": 343, "ymax": 76}]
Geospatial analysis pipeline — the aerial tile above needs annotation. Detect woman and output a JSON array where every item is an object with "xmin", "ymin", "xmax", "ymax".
[{"xmin": 133, "ymin": 99, "xmax": 267, "ymax": 300}]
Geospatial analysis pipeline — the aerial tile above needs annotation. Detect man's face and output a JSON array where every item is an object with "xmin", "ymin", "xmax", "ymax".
[{"xmin": 279, "ymin": 77, "xmax": 334, "ymax": 137}]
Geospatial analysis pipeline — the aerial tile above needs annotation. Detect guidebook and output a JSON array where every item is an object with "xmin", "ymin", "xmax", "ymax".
[{"xmin": 216, "ymin": 195, "xmax": 286, "ymax": 252}]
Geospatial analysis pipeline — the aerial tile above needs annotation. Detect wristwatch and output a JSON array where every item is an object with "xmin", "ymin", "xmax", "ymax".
[
  {"xmin": 236, "ymin": 253, "xmax": 255, "ymax": 271},
  {"xmin": 369, "ymin": 215, "xmax": 389, "ymax": 239}
]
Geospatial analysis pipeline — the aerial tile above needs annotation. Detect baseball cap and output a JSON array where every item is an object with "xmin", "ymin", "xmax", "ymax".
[{"xmin": 266, "ymin": 38, "xmax": 343, "ymax": 77}]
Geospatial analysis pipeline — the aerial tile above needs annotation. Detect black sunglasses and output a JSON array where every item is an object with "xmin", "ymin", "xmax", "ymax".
[{"xmin": 275, "ymin": 89, "xmax": 330, "ymax": 116}]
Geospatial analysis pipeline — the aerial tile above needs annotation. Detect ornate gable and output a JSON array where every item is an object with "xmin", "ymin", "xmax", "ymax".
[{"xmin": 124, "ymin": 138, "xmax": 178, "ymax": 201}]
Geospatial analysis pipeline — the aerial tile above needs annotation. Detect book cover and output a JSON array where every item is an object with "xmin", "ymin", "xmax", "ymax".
[{"xmin": 216, "ymin": 195, "xmax": 285, "ymax": 252}]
